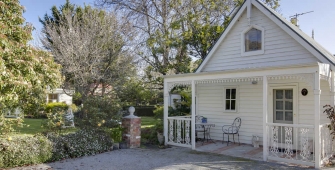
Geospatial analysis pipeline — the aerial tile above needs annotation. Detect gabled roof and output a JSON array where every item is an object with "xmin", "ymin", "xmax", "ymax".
[{"xmin": 196, "ymin": 0, "xmax": 335, "ymax": 73}]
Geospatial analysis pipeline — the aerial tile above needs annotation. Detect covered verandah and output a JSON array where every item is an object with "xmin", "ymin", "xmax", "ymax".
[{"xmin": 163, "ymin": 63, "xmax": 335, "ymax": 168}]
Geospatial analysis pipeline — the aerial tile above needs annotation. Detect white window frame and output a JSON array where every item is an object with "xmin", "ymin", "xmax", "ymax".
[
  {"xmin": 241, "ymin": 25, "xmax": 265, "ymax": 56},
  {"xmin": 223, "ymin": 86, "xmax": 239, "ymax": 113},
  {"xmin": 48, "ymin": 93, "xmax": 58, "ymax": 103}
]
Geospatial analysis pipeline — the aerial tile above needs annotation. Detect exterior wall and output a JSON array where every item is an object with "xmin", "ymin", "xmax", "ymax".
[
  {"xmin": 196, "ymin": 79, "xmax": 331, "ymax": 145},
  {"xmin": 201, "ymin": 6, "xmax": 319, "ymax": 72},
  {"xmin": 47, "ymin": 88, "xmax": 73, "ymax": 105},
  {"xmin": 59, "ymin": 93, "xmax": 73, "ymax": 105}
]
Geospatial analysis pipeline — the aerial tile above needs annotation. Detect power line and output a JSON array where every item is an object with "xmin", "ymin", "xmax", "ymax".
[{"xmin": 289, "ymin": 11, "xmax": 314, "ymax": 27}]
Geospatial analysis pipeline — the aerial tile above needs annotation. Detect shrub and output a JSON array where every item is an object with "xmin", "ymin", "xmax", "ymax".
[
  {"xmin": 0, "ymin": 134, "xmax": 52, "ymax": 168},
  {"xmin": 141, "ymin": 126, "xmax": 157, "ymax": 144},
  {"xmin": 45, "ymin": 102, "xmax": 69, "ymax": 113},
  {"xmin": 0, "ymin": 114, "xmax": 24, "ymax": 137},
  {"xmin": 324, "ymin": 105, "xmax": 335, "ymax": 139},
  {"xmin": 46, "ymin": 128, "xmax": 113, "ymax": 161},
  {"xmin": 109, "ymin": 127, "xmax": 123, "ymax": 143},
  {"xmin": 77, "ymin": 96, "xmax": 121, "ymax": 128},
  {"xmin": 42, "ymin": 102, "xmax": 70, "ymax": 132}
]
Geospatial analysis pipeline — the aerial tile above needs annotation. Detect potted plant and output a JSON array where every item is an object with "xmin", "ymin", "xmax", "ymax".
[
  {"xmin": 155, "ymin": 121, "xmax": 164, "ymax": 145},
  {"xmin": 202, "ymin": 117, "xmax": 207, "ymax": 123},
  {"xmin": 111, "ymin": 126, "xmax": 123, "ymax": 150}
]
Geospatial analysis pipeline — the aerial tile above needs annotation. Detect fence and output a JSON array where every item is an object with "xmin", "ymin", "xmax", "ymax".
[
  {"xmin": 266, "ymin": 123, "xmax": 315, "ymax": 166},
  {"xmin": 166, "ymin": 116, "xmax": 192, "ymax": 148}
]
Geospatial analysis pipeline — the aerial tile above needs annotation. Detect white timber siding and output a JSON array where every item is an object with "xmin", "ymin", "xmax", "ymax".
[
  {"xmin": 201, "ymin": 6, "xmax": 319, "ymax": 72},
  {"xmin": 59, "ymin": 93, "xmax": 73, "ymax": 105},
  {"xmin": 196, "ymin": 79, "xmax": 331, "ymax": 145}
]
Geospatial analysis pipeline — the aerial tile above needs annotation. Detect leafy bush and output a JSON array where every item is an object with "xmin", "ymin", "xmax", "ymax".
[
  {"xmin": 42, "ymin": 110, "xmax": 65, "ymax": 133},
  {"xmin": 46, "ymin": 128, "xmax": 113, "ymax": 161},
  {"xmin": 0, "ymin": 134, "xmax": 52, "ymax": 168},
  {"xmin": 77, "ymin": 96, "xmax": 121, "ymax": 128},
  {"xmin": 141, "ymin": 126, "xmax": 157, "ymax": 144},
  {"xmin": 109, "ymin": 127, "xmax": 123, "ymax": 143},
  {"xmin": 45, "ymin": 102, "xmax": 69, "ymax": 113},
  {"xmin": 0, "ymin": 114, "xmax": 24, "ymax": 137},
  {"xmin": 153, "ymin": 105, "xmax": 164, "ymax": 120},
  {"xmin": 324, "ymin": 105, "xmax": 335, "ymax": 139},
  {"xmin": 42, "ymin": 102, "xmax": 71, "ymax": 132}
]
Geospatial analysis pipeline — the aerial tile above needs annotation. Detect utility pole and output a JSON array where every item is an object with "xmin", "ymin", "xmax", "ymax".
[{"xmin": 289, "ymin": 11, "xmax": 314, "ymax": 27}]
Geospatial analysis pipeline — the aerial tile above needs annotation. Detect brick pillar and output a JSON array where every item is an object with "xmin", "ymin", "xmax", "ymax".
[{"xmin": 121, "ymin": 107, "xmax": 141, "ymax": 148}]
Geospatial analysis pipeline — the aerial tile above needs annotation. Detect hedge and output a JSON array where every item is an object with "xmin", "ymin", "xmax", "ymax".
[
  {"xmin": 123, "ymin": 106, "xmax": 155, "ymax": 117},
  {"xmin": 46, "ymin": 128, "xmax": 113, "ymax": 162},
  {"xmin": 0, "ymin": 128, "xmax": 113, "ymax": 168},
  {"xmin": 0, "ymin": 134, "xmax": 52, "ymax": 168}
]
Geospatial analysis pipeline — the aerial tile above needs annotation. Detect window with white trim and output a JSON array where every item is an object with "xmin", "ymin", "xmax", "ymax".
[
  {"xmin": 241, "ymin": 25, "xmax": 264, "ymax": 56},
  {"xmin": 224, "ymin": 87, "xmax": 237, "ymax": 111},
  {"xmin": 48, "ymin": 94, "xmax": 58, "ymax": 103},
  {"xmin": 245, "ymin": 28, "xmax": 262, "ymax": 51}
]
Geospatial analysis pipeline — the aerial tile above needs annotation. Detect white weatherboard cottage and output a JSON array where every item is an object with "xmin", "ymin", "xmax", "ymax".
[{"xmin": 163, "ymin": 0, "xmax": 335, "ymax": 168}]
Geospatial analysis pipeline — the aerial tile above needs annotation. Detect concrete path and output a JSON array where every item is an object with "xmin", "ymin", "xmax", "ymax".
[{"xmin": 11, "ymin": 146, "xmax": 316, "ymax": 170}]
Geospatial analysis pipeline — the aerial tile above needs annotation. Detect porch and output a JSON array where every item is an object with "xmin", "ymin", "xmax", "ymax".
[
  {"xmin": 195, "ymin": 140, "xmax": 314, "ymax": 168},
  {"xmin": 166, "ymin": 115, "xmax": 334, "ymax": 167},
  {"xmin": 163, "ymin": 64, "xmax": 335, "ymax": 168}
]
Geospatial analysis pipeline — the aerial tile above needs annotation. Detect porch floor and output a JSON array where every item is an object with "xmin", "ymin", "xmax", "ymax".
[
  {"xmin": 195, "ymin": 140, "xmax": 315, "ymax": 168},
  {"xmin": 195, "ymin": 140, "xmax": 263, "ymax": 161}
]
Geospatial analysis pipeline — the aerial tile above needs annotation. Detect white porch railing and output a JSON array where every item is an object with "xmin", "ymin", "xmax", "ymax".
[
  {"xmin": 167, "ymin": 116, "xmax": 192, "ymax": 148},
  {"xmin": 320, "ymin": 123, "xmax": 335, "ymax": 164},
  {"xmin": 266, "ymin": 123, "xmax": 315, "ymax": 166}
]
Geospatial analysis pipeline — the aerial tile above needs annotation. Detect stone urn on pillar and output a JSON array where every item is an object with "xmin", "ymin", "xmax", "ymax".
[{"xmin": 121, "ymin": 106, "xmax": 141, "ymax": 148}]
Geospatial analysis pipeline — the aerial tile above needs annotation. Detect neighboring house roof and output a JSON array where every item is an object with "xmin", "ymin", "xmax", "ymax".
[{"xmin": 196, "ymin": 0, "xmax": 335, "ymax": 73}]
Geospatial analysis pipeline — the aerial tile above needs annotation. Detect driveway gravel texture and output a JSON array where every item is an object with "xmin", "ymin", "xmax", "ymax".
[{"xmin": 10, "ymin": 146, "xmax": 318, "ymax": 170}]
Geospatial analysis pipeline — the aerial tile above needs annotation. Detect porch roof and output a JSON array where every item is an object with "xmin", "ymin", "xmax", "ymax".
[{"xmin": 164, "ymin": 63, "xmax": 319, "ymax": 82}]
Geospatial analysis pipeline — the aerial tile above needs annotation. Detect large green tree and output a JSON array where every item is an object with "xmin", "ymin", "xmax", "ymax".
[
  {"xmin": 96, "ymin": 0, "xmax": 280, "ymax": 89},
  {"xmin": 0, "ymin": 0, "xmax": 61, "ymax": 111},
  {"xmin": 40, "ymin": 2, "xmax": 136, "ymax": 102}
]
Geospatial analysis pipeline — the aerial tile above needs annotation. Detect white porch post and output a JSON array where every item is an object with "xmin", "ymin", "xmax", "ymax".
[
  {"xmin": 331, "ymin": 71, "xmax": 335, "ymax": 105},
  {"xmin": 164, "ymin": 80, "xmax": 169, "ymax": 145},
  {"xmin": 314, "ymin": 71, "xmax": 321, "ymax": 168},
  {"xmin": 262, "ymin": 75, "xmax": 268, "ymax": 161},
  {"xmin": 191, "ymin": 80, "xmax": 196, "ymax": 150}
]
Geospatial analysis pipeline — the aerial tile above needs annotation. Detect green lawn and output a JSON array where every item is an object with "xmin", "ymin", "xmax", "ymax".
[
  {"xmin": 141, "ymin": 116, "xmax": 156, "ymax": 128},
  {"xmin": 15, "ymin": 118, "xmax": 45, "ymax": 135}
]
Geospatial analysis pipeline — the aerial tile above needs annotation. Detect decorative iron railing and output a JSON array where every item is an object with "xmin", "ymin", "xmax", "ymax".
[
  {"xmin": 320, "ymin": 123, "xmax": 335, "ymax": 164},
  {"xmin": 266, "ymin": 123, "xmax": 315, "ymax": 166},
  {"xmin": 167, "ymin": 116, "xmax": 192, "ymax": 148}
]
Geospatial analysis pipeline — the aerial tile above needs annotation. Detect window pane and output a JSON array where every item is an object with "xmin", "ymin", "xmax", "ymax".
[
  {"xmin": 276, "ymin": 101, "xmax": 283, "ymax": 110},
  {"xmin": 231, "ymin": 100, "xmax": 236, "ymax": 110},
  {"xmin": 285, "ymin": 101, "xmax": 293, "ymax": 110},
  {"xmin": 231, "ymin": 89, "xmax": 236, "ymax": 99},
  {"xmin": 226, "ymin": 100, "xmax": 230, "ymax": 110},
  {"xmin": 285, "ymin": 90, "xmax": 293, "ymax": 99},
  {"xmin": 276, "ymin": 111, "xmax": 284, "ymax": 120},
  {"xmin": 245, "ymin": 28, "xmax": 261, "ymax": 51},
  {"xmin": 285, "ymin": 111, "xmax": 293, "ymax": 121},
  {"xmin": 275, "ymin": 90, "xmax": 283, "ymax": 99},
  {"xmin": 226, "ymin": 89, "xmax": 230, "ymax": 99}
]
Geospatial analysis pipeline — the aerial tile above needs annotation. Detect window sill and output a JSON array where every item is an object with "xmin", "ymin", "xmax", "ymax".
[
  {"xmin": 241, "ymin": 49, "xmax": 264, "ymax": 57},
  {"xmin": 223, "ymin": 110, "xmax": 238, "ymax": 113}
]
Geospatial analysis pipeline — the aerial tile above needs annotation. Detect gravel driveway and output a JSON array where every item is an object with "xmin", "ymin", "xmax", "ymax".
[{"xmin": 11, "ymin": 146, "xmax": 315, "ymax": 170}]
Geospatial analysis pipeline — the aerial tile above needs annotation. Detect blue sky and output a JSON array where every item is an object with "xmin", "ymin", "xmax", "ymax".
[{"xmin": 20, "ymin": 0, "xmax": 335, "ymax": 54}]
